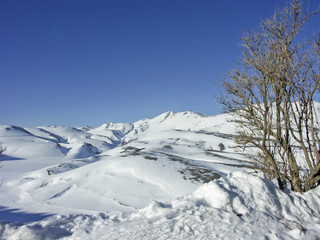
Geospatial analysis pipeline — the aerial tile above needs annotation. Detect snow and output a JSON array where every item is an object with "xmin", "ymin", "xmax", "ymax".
[
  {"xmin": 0, "ymin": 111, "xmax": 320, "ymax": 239},
  {"xmin": 1, "ymin": 172, "xmax": 319, "ymax": 240}
]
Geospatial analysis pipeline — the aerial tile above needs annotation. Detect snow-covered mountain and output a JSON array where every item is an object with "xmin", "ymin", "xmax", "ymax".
[
  {"xmin": 0, "ymin": 111, "xmax": 319, "ymax": 239},
  {"xmin": 0, "ymin": 111, "xmax": 246, "ymax": 214}
]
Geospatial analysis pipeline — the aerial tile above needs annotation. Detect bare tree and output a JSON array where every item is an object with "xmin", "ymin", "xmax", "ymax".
[
  {"xmin": 0, "ymin": 142, "xmax": 5, "ymax": 156},
  {"xmin": 220, "ymin": 0, "xmax": 320, "ymax": 192}
]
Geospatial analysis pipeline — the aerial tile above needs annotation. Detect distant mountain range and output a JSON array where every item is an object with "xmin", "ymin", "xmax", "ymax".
[{"xmin": 0, "ymin": 111, "xmax": 253, "ymax": 215}]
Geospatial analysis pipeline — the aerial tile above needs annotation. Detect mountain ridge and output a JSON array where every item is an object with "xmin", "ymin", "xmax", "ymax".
[{"xmin": 0, "ymin": 110, "xmax": 243, "ymax": 215}]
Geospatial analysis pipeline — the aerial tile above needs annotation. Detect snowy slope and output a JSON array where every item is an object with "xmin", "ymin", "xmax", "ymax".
[
  {"xmin": 1, "ymin": 172, "xmax": 320, "ymax": 240},
  {"xmin": 0, "ymin": 112, "xmax": 246, "ymax": 215},
  {"xmin": 0, "ymin": 111, "xmax": 320, "ymax": 239}
]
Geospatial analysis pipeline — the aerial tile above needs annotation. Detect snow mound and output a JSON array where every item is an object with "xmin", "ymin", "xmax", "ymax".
[
  {"xmin": 0, "ymin": 125, "xmax": 33, "ymax": 137},
  {"xmin": 66, "ymin": 142, "xmax": 101, "ymax": 159},
  {"xmin": 1, "ymin": 172, "xmax": 320, "ymax": 239},
  {"xmin": 193, "ymin": 172, "xmax": 319, "ymax": 218}
]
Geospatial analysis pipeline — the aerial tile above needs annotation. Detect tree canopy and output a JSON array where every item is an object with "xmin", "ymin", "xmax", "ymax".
[{"xmin": 220, "ymin": 0, "xmax": 320, "ymax": 192}]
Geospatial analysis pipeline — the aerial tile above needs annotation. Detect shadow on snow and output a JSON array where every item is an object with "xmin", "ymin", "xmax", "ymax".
[
  {"xmin": 0, "ymin": 155, "xmax": 26, "ymax": 161},
  {"xmin": 0, "ymin": 206, "xmax": 53, "ymax": 223}
]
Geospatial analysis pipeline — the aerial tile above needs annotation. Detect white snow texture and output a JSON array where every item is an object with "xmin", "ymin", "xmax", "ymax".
[{"xmin": 0, "ymin": 110, "xmax": 320, "ymax": 239}]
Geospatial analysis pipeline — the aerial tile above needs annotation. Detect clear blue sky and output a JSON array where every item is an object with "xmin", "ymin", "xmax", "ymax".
[{"xmin": 1, "ymin": 0, "xmax": 319, "ymax": 127}]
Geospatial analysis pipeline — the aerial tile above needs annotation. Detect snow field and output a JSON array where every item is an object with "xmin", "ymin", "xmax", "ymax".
[
  {"xmin": 1, "ymin": 172, "xmax": 320, "ymax": 239},
  {"xmin": 1, "ymin": 110, "xmax": 320, "ymax": 239}
]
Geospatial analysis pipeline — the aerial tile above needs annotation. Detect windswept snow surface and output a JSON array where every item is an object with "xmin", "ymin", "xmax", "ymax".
[{"xmin": 0, "ymin": 111, "xmax": 320, "ymax": 239}]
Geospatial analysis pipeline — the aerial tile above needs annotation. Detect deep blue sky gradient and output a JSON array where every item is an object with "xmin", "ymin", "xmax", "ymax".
[{"xmin": 1, "ymin": 0, "xmax": 319, "ymax": 127}]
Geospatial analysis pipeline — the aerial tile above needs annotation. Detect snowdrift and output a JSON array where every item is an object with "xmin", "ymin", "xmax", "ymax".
[{"xmin": 1, "ymin": 172, "xmax": 319, "ymax": 239}]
